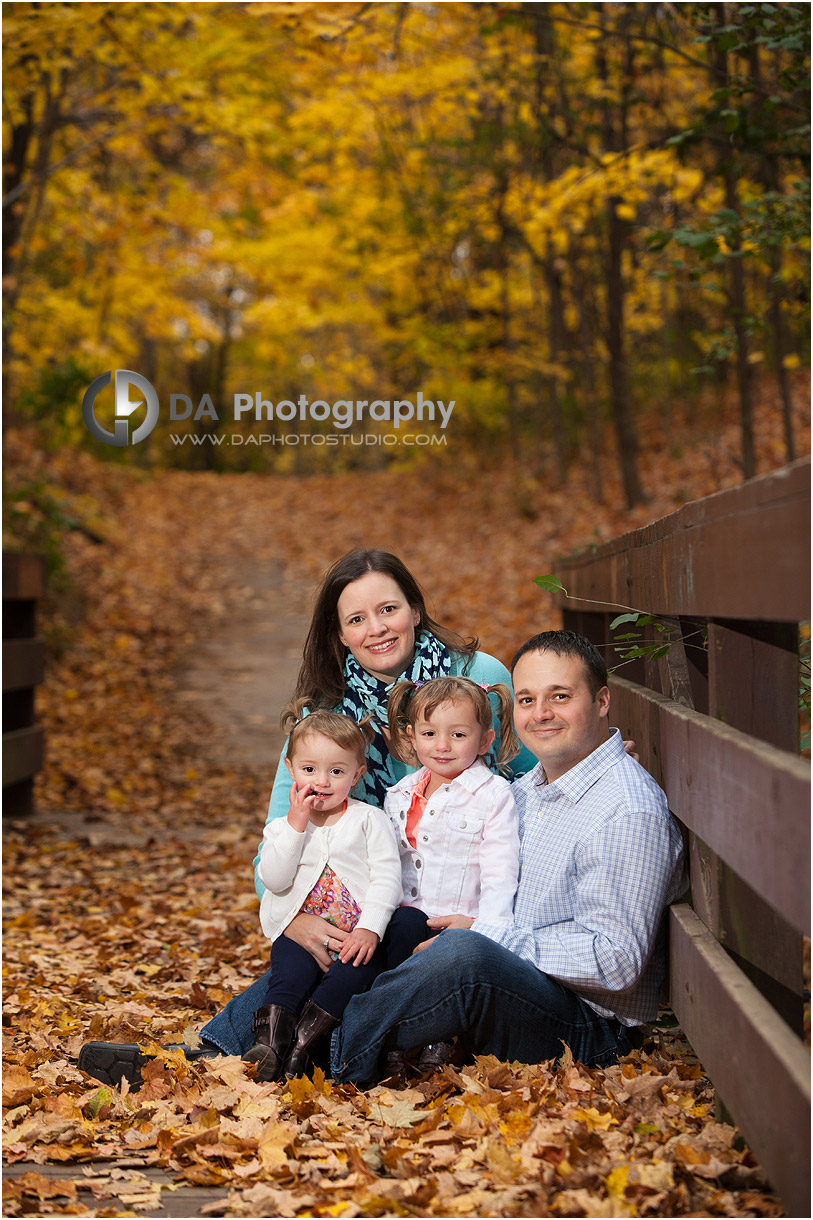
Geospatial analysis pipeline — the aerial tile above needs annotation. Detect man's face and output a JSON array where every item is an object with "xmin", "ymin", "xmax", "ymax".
[{"xmin": 512, "ymin": 649, "xmax": 610, "ymax": 782}]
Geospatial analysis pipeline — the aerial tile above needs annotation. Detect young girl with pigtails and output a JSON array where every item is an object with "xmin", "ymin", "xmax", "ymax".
[
  {"xmin": 382, "ymin": 675, "xmax": 522, "ymax": 1072},
  {"xmin": 245, "ymin": 702, "xmax": 402, "ymax": 1083}
]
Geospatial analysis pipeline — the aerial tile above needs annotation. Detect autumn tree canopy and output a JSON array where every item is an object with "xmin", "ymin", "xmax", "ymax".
[{"xmin": 3, "ymin": 1, "xmax": 809, "ymax": 503}]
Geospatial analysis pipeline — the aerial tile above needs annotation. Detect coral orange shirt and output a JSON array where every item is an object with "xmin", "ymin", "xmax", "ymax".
[{"xmin": 405, "ymin": 769, "xmax": 431, "ymax": 849}]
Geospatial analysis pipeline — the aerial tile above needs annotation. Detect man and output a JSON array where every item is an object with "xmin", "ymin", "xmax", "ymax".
[{"xmin": 330, "ymin": 629, "xmax": 685, "ymax": 1084}]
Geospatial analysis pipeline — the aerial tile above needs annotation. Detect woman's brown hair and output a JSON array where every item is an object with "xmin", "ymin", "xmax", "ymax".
[
  {"xmin": 386, "ymin": 676, "xmax": 519, "ymax": 772},
  {"xmin": 294, "ymin": 549, "xmax": 478, "ymax": 710}
]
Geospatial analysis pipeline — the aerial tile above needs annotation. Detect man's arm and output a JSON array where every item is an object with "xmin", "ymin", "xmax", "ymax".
[{"xmin": 472, "ymin": 809, "xmax": 683, "ymax": 993}]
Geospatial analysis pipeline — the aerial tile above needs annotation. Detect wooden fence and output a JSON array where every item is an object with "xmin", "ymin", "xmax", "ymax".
[
  {"xmin": 3, "ymin": 553, "xmax": 46, "ymax": 815},
  {"xmin": 556, "ymin": 458, "xmax": 810, "ymax": 1218}
]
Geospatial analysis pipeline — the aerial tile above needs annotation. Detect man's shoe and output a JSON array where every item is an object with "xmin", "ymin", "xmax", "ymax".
[
  {"xmin": 415, "ymin": 1041, "xmax": 457, "ymax": 1074},
  {"xmin": 243, "ymin": 1005, "xmax": 297, "ymax": 1083},
  {"xmin": 77, "ymin": 1040, "xmax": 219, "ymax": 1088}
]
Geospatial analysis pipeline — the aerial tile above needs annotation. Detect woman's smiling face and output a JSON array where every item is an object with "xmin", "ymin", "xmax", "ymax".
[{"xmin": 337, "ymin": 572, "xmax": 420, "ymax": 683}]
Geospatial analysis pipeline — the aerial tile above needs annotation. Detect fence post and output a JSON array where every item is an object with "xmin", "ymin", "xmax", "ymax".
[{"xmin": 3, "ymin": 552, "xmax": 46, "ymax": 815}]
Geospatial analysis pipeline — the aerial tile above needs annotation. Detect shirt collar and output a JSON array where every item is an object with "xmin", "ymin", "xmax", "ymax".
[
  {"xmin": 397, "ymin": 758, "xmax": 495, "ymax": 795},
  {"xmin": 532, "ymin": 726, "xmax": 626, "ymax": 802}
]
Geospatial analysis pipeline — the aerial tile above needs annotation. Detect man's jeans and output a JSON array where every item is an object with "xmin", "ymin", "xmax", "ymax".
[
  {"xmin": 200, "ymin": 906, "xmax": 431, "ymax": 1056},
  {"xmin": 330, "ymin": 929, "xmax": 635, "ymax": 1085}
]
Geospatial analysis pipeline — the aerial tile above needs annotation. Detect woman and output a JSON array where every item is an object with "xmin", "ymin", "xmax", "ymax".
[{"xmin": 79, "ymin": 549, "xmax": 536, "ymax": 1086}]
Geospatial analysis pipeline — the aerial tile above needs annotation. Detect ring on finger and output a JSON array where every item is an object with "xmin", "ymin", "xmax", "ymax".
[{"xmin": 324, "ymin": 937, "xmax": 330, "ymax": 948}]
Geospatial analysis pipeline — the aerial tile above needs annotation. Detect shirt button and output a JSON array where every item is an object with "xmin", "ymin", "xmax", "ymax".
[
  {"xmin": 401, "ymin": 839, "xmax": 408, "ymax": 847},
  {"xmin": 411, "ymin": 888, "xmax": 418, "ymax": 897},
  {"xmin": 422, "ymin": 835, "xmax": 428, "ymax": 842},
  {"xmin": 400, "ymin": 811, "xmax": 405, "ymax": 819},
  {"xmin": 459, "ymin": 820, "xmax": 467, "ymax": 828},
  {"xmin": 429, "ymin": 810, "xmax": 435, "ymax": 816},
  {"xmin": 415, "ymin": 860, "xmax": 422, "ymax": 869}
]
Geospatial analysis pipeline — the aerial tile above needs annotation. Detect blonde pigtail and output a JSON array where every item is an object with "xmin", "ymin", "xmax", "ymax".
[
  {"xmin": 484, "ymin": 682, "xmax": 520, "ymax": 770},
  {"xmin": 386, "ymin": 680, "xmax": 419, "ymax": 765}
]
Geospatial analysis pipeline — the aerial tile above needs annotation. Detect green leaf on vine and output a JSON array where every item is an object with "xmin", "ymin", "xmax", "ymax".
[{"xmin": 534, "ymin": 574, "xmax": 567, "ymax": 594}]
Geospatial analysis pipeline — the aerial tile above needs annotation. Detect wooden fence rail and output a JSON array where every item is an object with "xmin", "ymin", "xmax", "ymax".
[
  {"xmin": 3, "ymin": 553, "xmax": 47, "ymax": 815},
  {"xmin": 556, "ymin": 458, "xmax": 810, "ymax": 1218}
]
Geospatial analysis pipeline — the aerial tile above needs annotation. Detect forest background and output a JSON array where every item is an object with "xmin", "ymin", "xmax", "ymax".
[{"xmin": 2, "ymin": 3, "xmax": 811, "ymax": 1216}]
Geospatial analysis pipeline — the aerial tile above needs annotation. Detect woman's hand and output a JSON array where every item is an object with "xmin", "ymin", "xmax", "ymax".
[
  {"xmin": 338, "ymin": 927, "xmax": 379, "ymax": 967},
  {"xmin": 287, "ymin": 783, "xmax": 316, "ymax": 833},
  {"xmin": 413, "ymin": 913, "xmax": 474, "ymax": 954},
  {"xmin": 283, "ymin": 912, "xmax": 350, "ymax": 971},
  {"xmin": 622, "ymin": 738, "xmax": 640, "ymax": 762}
]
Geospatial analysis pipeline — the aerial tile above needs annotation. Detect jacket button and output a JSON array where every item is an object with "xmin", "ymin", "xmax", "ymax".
[
  {"xmin": 400, "ymin": 811, "xmax": 405, "ymax": 819},
  {"xmin": 415, "ymin": 860, "xmax": 422, "ymax": 869},
  {"xmin": 422, "ymin": 835, "xmax": 428, "ymax": 842},
  {"xmin": 429, "ymin": 810, "xmax": 435, "ymax": 816},
  {"xmin": 459, "ymin": 820, "xmax": 467, "ymax": 828},
  {"xmin": 411, "ymin": 888, "xmax": 418, "ymax": 897}
]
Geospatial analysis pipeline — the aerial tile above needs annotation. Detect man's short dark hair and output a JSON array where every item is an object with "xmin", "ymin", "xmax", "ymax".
[{"xmin": 511, "ymin": 630, "xmax": 608, "ymax": 698}]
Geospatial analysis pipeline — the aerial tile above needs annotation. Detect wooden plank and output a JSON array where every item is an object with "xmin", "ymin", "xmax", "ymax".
[
  {"xmin": 708, "ymin": 620, "xmax": 799, "ymax": 752},
  {"xmin": 558, "ymin": 458, "xmax": 809, "ymax": 621},
  {"xmin": 2, "ymin": 639, "xmax": 45, "ymax": 691},
  {"xmin": 3, "ymin": 553, "xmax": 46, "ymax": 600},
  {"xmin": 2, "ymin": 725, "xmax": 44, "ymax": 788},
  {"xmin": 609, "ymin": 677, "xmax": 810, "ymax": 935},
  {"xmin": 687, "ymin": 834, "xmax": 803, "ymax": 1015},
  {"xmin": 669, "ymin": 904, "xmax": 811, "ymax": 1219}
]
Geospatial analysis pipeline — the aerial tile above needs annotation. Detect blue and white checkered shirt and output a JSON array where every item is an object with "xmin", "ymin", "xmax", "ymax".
[{"xmin": 471, "ymin": 727, "xmax": 685, "ymax": 1025}]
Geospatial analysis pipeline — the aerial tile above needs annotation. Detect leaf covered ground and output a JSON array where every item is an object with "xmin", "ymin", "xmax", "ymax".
[{"xmin": 3, "ymin": 390, "xmax": 809, "ymax": 1217}]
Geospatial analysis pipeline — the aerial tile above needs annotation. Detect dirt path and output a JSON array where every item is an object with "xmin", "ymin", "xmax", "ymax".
[
  {"xmin": 16, "ymin": 561, "xmax": 310, "ymax": 847},
  {"xmin": 173, "ymin": 559, "xmax": 309, "ymax": 771}
]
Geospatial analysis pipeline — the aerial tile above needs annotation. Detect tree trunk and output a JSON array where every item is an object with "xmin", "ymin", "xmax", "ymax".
[
  {"xmin": 768, "ymin": 245, "xmax": 796, "ymax": 463},
  {"xmin": 714, "ymin": 4, "xmax": 756, "ymax": 479},
  {"xmin": 596, "ymin": 6, "xmax": 645, "ymax": 508},
  {"xmin": 572, "ymin": 250, "xmax": 604, "ymax": 505}
]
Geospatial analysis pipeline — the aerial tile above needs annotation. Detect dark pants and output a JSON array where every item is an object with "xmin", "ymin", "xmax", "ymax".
[
  {"xmin": 382, "ymin": 905, "xmax": 431, "ymax": 971},
  {"xmin": 260, "ymin": 936, "xmax": 384, "ymax": 1020},
  {"xmin": 259, "ymin": 906, "xmax": 432, "ymax": 1021},
  {"xmin": 203, "ymin": 905, "xmax": 432, "ymax": 1055},
  {"xmin": 332, "ymin": 929, "xmax": 637, "ymax": 1085}
]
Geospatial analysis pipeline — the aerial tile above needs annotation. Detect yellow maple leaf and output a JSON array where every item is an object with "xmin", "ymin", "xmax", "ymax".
[
  {"xmin": 571, "ymin": 1105, "xmax": 618, "ymax": 1130},
  {"xmin": 257, "ymin": 1121, "xmax": 292, "ymax": 1169}
]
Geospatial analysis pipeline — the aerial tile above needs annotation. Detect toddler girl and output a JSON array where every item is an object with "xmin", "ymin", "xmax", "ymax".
[
  {"xmin": 383, "ymin": 675, "xmax": 521, "ymax": 1070},
  {"xmin": 245, "ymin": 704, "xmax": 402, "ymax": 1082}
]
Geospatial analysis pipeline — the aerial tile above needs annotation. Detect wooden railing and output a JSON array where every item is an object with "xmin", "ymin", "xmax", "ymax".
[
  {"xmin": 3, "ymin": 553, "xmax": 46, "ymax": 816},
  {"xmin": 556, "ymin": 458, "xmax": 810, "ymax": 1218}
]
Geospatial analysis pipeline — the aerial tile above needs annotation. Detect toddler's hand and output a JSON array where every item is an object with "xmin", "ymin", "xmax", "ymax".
[
  {"xmin": 287, "ymin": 782, "xmax": 317, "ymax": 832},
  {"xmin": 622, "ymin": 738, "xmax": 640, "ymax": 762},
  {"xmin": 338, "ymin": 927, "xmax": 379, "ymax": 966}
]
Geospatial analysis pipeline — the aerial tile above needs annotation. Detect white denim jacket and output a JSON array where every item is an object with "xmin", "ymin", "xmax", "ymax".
[
  {"xmin": 384, "ymin": 760, "xmax": 520, "ymax": 923},
  {"xmin": 258, "ymin": 799, "xmax": 402, "ymax": 943}
]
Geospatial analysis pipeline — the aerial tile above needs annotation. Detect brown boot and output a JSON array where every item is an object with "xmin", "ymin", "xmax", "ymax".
[
  {"xmin": 243, "ymin": 1005, "xmax": 296, "ymax": 1082},
  {"xmin": 281, "ymin": 999, "xmax": 338, "ymax": 1079}
]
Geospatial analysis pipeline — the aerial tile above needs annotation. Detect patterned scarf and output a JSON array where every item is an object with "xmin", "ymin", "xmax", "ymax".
[{"xmin": 340, "ymin": 630, "xmax": 452, "ymax": 806}]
